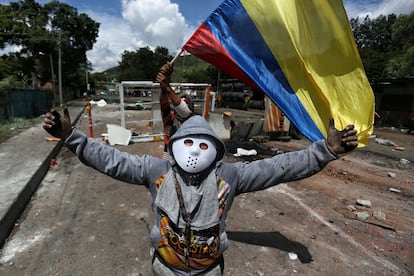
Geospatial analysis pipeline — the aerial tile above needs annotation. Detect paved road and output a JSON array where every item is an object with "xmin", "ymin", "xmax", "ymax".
[{"xmin": 0, "ymin": 102, "xmax": 85, "ymax": 248}]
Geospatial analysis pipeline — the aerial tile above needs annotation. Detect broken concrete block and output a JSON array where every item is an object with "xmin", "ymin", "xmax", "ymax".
[
  {"xmin": 346, "ymin": 205, "xmax": 357, "ymax": 212},
  {"xmin": 373, "ymin": 211, "xmax": 386, "ymax": 221},
  {"xmin": 400, "ymin": 159, "xmax": 410, "ymax": 165},
  {"xmin": 387, "ymin": 172, "xmax": 396, "ymax": 178},
  {"xmin": 356, "ymin": 211, "xmax": 370, "ymax": 220},
  {"xmin": 356, "ymin": 199, "xmax": 371, "ymax": 208}
]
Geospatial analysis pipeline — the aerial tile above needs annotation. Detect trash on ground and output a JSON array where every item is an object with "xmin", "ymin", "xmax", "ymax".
[
  {"xmin": 374, "ymin": 138, "xmax": 397, "ymax": 146},
  {"xmin": 44, "ymin": 137, "xmax": 61, "ymax": 141},
  {"xmin": 49, "ymin": 159, "xmax": 57, "ymax": 168},
  {"xmin": 107, "ymin": 124, "xmax": 132, "ymax": 146},
  {"xmin": 233, "ymin": 148, "xmax": 257, "ymax": 157},
  {"xmin": 90, "ymin": 99, "xmax": 107, "ymax": 107},
  {"xmin": 389, "ymin": 187, "xmax": 402, "ymax": 193}
]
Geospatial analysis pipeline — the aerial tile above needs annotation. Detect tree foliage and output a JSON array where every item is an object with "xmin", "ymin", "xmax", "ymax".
[
  {"xmin": 350, "ymin": 12, "xmax": 414, "ymax": 80},
  {"xmin": 116, "ymin": 46, "xmax": 172, "ymax": 81},
  {"xmin": 0, "ymin": 0, "xmax": 99, "ymax": 91}
]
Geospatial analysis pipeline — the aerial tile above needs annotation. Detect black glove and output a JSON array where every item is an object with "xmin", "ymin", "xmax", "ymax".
[{"xmin": 43, "ymin": 107, "xmax": 72, "ymax": 140}]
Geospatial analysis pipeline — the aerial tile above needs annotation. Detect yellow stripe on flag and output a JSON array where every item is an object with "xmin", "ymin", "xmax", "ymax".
[{"xmin": 240, "ymin": 0, "xmax": 374, "ymax": 146}]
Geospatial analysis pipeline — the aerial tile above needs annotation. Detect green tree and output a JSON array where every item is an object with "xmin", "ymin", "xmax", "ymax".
[
  {"xmin": 117, "ymin": 46, "xmax": 172, "ymax": 81},
  {"xmin": 385, "ymin": 12, "xmax": 414, "ymax": 77},
  {"xmin": 43, "ymin": 1, "xmax": 99, "ymax": 90},
  {"xmin": 0, "ymin": 0, "xmax": 99, "ymax": 95},
  {"xmin": 350, "ymin": 12, "xmax": 414, "ymax": 80},
  {"xmin": 0, "ymin": 0, "xmax": 49, "ymax": 87}
]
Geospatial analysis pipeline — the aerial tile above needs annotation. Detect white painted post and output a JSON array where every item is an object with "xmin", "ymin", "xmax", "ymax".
[{"xmin": 120, "ymin": 84, "xmax": 125, "ymax": 128}]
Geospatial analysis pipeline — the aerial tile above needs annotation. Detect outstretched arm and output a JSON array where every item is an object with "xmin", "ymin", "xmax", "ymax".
[{"xmin": 234, "ymin": 118, "xmax": 359, "ymax": 193}]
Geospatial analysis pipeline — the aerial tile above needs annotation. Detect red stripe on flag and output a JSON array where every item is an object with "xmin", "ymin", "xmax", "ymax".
[{"xmin": 182, "ymin": 23, "xmax": 259, "ymax": 91}]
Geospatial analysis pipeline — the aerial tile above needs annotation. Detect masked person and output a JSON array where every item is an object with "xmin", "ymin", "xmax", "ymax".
[
  {"xmin": 43, "ymin": 107, "xmax": 358, "ymax": 275},
  {"xmin": 157, "ymin": 63, "xmax": 194, "ymax": 159}
]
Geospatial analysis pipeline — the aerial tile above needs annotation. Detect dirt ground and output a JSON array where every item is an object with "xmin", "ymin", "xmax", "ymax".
[
  {"xmin": 0, "ymin": 102, "xmax": 413, "ymax": 275},
  {"xmin": 226, "ymin": 127, "xmax": 414, "ymax": 275},
  {"xmin": 80, "ymin": 104, "xmax": 414, "ymax": 274}
]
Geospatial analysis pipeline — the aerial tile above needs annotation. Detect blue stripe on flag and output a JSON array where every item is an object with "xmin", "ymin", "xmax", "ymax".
[{"xmin": 204, "ymin": 0, "xmax": 324, "ymax": 141}]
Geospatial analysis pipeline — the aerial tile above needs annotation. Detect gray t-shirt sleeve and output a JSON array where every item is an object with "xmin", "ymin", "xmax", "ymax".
[
  {"xmin": 65, "ymin": 128, "xmax": 168, "ymax": 186},
  {"xmin": 222, "ymin": 140, "xmax": 338, "ymax": 194}
]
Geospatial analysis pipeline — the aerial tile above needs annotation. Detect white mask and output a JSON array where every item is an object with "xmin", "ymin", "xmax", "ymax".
[{"xmin": 172, "ymin": 136, "xmax": 217, "ymax": 173}]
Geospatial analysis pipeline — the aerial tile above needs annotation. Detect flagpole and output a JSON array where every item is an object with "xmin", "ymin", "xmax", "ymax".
[{"xmin": 170, "ymin": 50, "xmax": 183, "ymax": 64}]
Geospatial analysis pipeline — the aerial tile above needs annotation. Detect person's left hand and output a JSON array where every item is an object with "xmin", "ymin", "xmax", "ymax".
[{"xmin": 327, "ymin": 118, "xmax": 358, "ymax": 154}]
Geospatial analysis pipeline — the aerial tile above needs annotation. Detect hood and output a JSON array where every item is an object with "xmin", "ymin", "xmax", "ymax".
[{"xmin": 168, "ymin": 115, "xmax": 226, "ymax": 163}]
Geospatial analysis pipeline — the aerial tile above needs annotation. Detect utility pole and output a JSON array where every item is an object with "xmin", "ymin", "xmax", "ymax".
[
  {"xmin": 86, "ymin": 67, "xmax": 89, "ymax": 92},
  {"xmin": 58, "ymin": 30, "xmax": 63, "ymax": 107},
  {"xmin": 49, "ymin": 53, "xmax": 56, "ymax": 107}
]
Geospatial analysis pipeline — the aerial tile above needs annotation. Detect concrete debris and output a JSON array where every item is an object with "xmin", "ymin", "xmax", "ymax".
[
  {"xmin": 288, "ymin": 252, "xmax": 298, "ymax": 260},
  {"xmin": 356, "ymin": 199, "xmax": 371, "ymax": 208},
  {"xmin": 336, "ymin": 203, "xmax": 396, "ymax": 231},
  {"xmin": 346, "ymin": 204, "xmax": 357, "ymax": 212},
  {"xmin": 374, "ymin": 138, "xmax": 397, "ymax": 146},
  {"xmin": 387, "ymin": 172, "xmax": 397, "ymax": 178},
  {"xmin": 400, "ymin": 159, "xmax": 410, "ymax": 165},
  {"xmin": 356, "ymin": 211, "xmax": 370, "ymax": 220},
  {"xmin": 373, "ymin": 211, "xmax": 386, "ymax": 221},
  {"xmin": 255, "ymin": 210, "xmax": 266, "ymax": 218}
]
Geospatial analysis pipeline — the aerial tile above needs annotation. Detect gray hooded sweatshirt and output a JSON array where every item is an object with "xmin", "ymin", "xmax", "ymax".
[{"xmin": 65, "ymin": 115, "xmax": 337, "ymax": 275}]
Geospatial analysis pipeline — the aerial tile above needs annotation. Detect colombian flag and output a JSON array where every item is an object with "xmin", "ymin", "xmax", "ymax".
[{"xmin": 182, "ymin": 0, "xmax": 374, "ymax": 146}]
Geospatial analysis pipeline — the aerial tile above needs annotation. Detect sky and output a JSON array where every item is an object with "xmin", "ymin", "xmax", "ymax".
[{"xmin": 1, "ymin": 0, "xmax": 414, "ymax": 72}]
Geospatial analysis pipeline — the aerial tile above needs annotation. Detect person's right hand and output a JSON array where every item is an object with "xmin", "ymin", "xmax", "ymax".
[
  {"xmin": 156, "ymin": 63, "xmax": 173, "ymax": 91},
  {"xmin": 159, "ymin": 62, "xmax": 173, "ymax": 76},
  {"xmin": 43, "ymin": 107, "xmax": 72, "ymax": 140}
]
